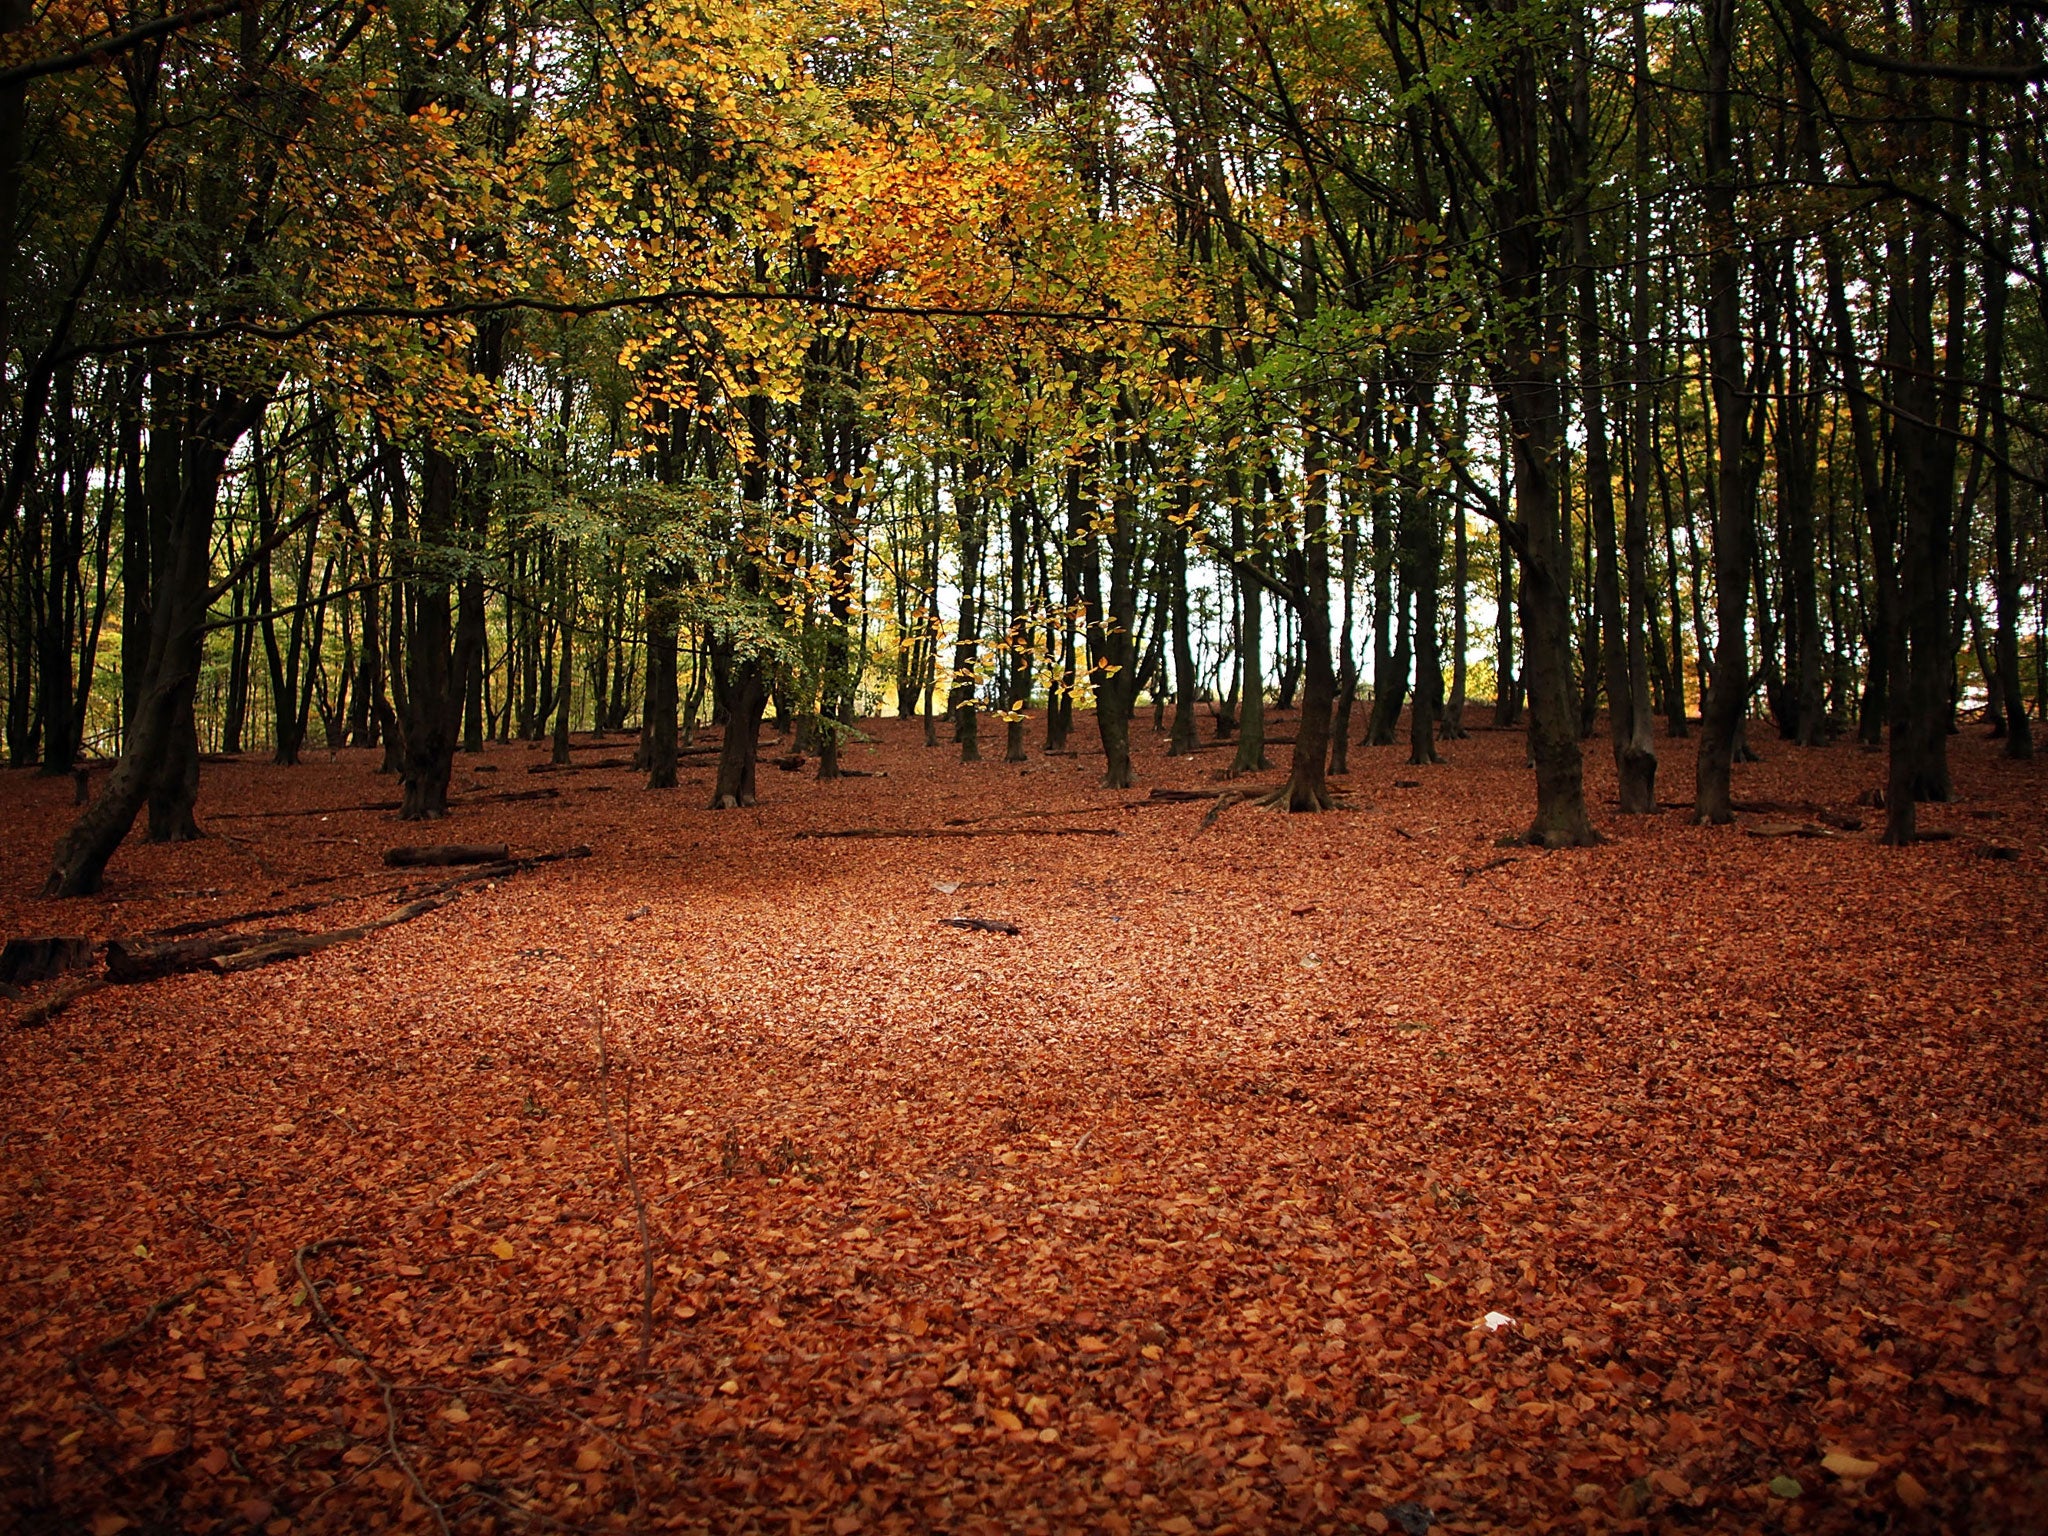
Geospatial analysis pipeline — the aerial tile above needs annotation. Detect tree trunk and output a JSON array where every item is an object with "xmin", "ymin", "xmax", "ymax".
[
  {"xmin": 1486, "ymin": 4, "xmax": 1597, "ymax": 846},
  {"xmin": 1882, "ymin": 226, "xmax": 1960, "ymax": 841},
  {"xmin": 1694, "ymin": 0, "xmax": 1752, "ymax": 827},
  {"xmin": 45, "ymin": 390, "xmax": 263, "ymax": 896},
  {"xmin": 1229, "ymin": 470, "xmax": 1267, "ymax": 776},
  {"xmin": 397, "ymin": 442, "xmax": 475, "ymax": 821},
  {"xmin": 1276, "ymin": 418, "xmax": 1338, "ymax": 811},
  {"xmin": 1983, "ymin": 221, "xmax": 2030, "ymax": 759},
  {"xmin": 1167, "ymin": 485, "xmax": 1199, "ymax": 757},
  {"xmin": 1096, "ymin": 458, "xmax": 1139, "ymax": 790},
  {"xmin": 950, "ymin": 454, "xmax": 985, "ymax": 764},
  {"xmin": 550, "ymin": 557, "xmax": 575, "ymax": 767}
]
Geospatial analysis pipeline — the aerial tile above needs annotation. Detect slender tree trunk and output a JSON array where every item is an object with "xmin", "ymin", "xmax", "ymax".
[
  {"xmin": 1694, "ymin": 0, "xmax": 1751, "ymax": 826},
  {"xmin": 711, "ymin": 392, "xmax": 773, "ymax": 806},
  {"xmin": 1882, "ymin": 226, "xmax": 1960, "ymax": 840},
  {"xmin": 1331, "ymin": 502, "xmax": 1360, "ymax": 770},
  {"xmin": 551, "ymin": 557, "xmax": 575, "ymax": 767},
  {"xmin": 46, "ymin": 391, "xmax": 263, "ymax": 895},
  {"xmin": 397, "ymin": 441, "xmax": 478, "ymax": 820},
  {"xmin": 1275, "ymin": 411, "xmax": 1339, "ymax": 810},
  {"xmin": 1096, "ymin": 454, "xmax": 1139, "ymax": 790},
  {"xmin": 1984, "ymin": 220, "xmax": 2031, "ymax": 759},
  {"xmin": 1229, "ymin": 469, "xmax": 1267, "ymax": 776},
  {"xmin": 1407, "ymin": 485, "xmax": 1443, "ymax": 768},
  {"xmin": 1005, "ymin": 441, "xmax": 1033, "ymax": 763},
  {"xmin": 1486, "ymin": 6, "xmax": 1596, "ymax": 844},
  {"xmin": 1167, "ymin": 484, "xmax": 1199, "ymax": 757}
]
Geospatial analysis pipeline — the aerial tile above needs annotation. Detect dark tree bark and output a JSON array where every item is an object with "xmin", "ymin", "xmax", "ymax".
[
  {"xmin": 1483, "ymin": 1, "xmax": 1597, "ymax": 846},
  {"xmin": 1443, "ymin": 489, "xmax": 1468, "ymax": 741},
  {"xmin": 1094, "ymin": 449, "xmax": 1139, "ymax": 790},
  {"xmin": 1269, "ymin": 413, "xmax": 1339, "ymax": 812},
  {"xmin": 1005, "ymin": 439, "xmax": 1033, "ymax": 763},
  {"xmin": 710, "ymin": 391, "xmax": 773, "ymax": 808},
  {"xmin": 46, "ymin": 390, "xmax": 263, "ymax": 896},
  {"xmin": 1822, "ymin": 238, "xmax": 1894, "ymax": 748},
  {"xmin": 1882, "ymin": 224, "xmax": 1962, "ymax": 841},
  {"xmin": 550, "ymin": 556, "xmax": 575, "ymax": 768},
  {"xmin": 950, "ymin": 450, "xmax": 985, "ymax": 764},
  {"xmin": 1695, "ymin": 0, "xmax": 1753, "ymax": 827},
  {"xmin": 396, "ymin": 445, "xmax": 455, "ymax": 819},
  {"xmin": 1330, "ymin": 499, "xmax": 1359, "ymax": 771},
  {"xmin": 1984, "ymin": 218, "xmax": 2031, "ymax": 760},
  {"xmin": 1228, "ymin": 468, "xmax": 1268, "ymax": 777},
  {"xmin": 1166, "ymin": 482, "xmax": 1199, "ymax": 757}
]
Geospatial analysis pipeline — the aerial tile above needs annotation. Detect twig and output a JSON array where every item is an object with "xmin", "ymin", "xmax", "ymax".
[
  {"xmin": 941, "ymin": 805, "xmax": 1120, "ymax": 825},
  {"xmin": 1461, "ymin": 855, "xmax": 1520, "ymax": 882},
  {"xmin": 1479, "ymin": 909, "xmax": 1550, "ymax": 932},
  {"xmin": 438, "ymin": 1162, "xmax": 501, "ymax": 1204},
  {"xmin": 389, "ymin": 1379, "xmax": 643, "ymax": 1511},
  {"xmin": 67, "ymin": 1274, "xmax": 221, "ymax": 1367},
  {"xmin": 293, "ymin": 1237, "xmax": 450, "ymax": 1536}
]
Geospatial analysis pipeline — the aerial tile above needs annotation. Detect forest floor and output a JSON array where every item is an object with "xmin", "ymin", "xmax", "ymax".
[{"xmin": 2, "ymin": 711, "xmax": 2045, "ymax": 1536}]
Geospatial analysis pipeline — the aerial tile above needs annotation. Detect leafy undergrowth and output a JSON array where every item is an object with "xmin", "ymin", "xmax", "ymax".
[{"xmin": 2, "ymin": 715, "xmax": 2044, "ymax": 1535}]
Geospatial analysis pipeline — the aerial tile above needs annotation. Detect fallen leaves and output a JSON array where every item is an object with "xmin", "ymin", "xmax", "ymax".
[{"xmin": 0, "ymin": 721, "xmax": 2042, "ymax": 1533}]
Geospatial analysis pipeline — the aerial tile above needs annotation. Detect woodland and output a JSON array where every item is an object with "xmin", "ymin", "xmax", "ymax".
[{"xmin": 2, "ymin": 0, "xmax": 2046, "ymax": 1532}]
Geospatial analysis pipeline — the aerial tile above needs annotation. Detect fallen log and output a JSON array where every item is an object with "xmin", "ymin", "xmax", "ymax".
[
  {"xmin": 528, "ymin": 757, "xmax": 634, "ymax": 774},
  {"xmin": 940, "ymin": 916, "xmax": 1021, "ymax": 935},
  {"xmin": 1744, "ymin": 820, "xmax": 1834, "ymax": 840},
  {"xmin": 210, "ymin": 894, "xmax": 463, "ymax": 973},
  {"xmin": 1, "ymin": 936, "xmax": 94, "ymax": 986},
  {"xmin": 105, "ymin": 929, "xmax": 309, "ymax": 983},
  {"xmin": 138, "ymin": 888, "xmax": 404, "ymax": 942},
  {"xmin": 212, "ymin": 799, "xmax": 401, "ymax": 819},
  {"xmin": 383, "ymin": 844, "xmax": 509, "ymax": 868},
  {"xmin": 15, "ymin": 846, "xmax": 593, "ymax": 1028},
  {"xmin": 1143, "ymin": 788, "xmax": 1223, "ymax": 802},
  {"xmin": 392, "ymin": 844, "xmax": 592, "ymax": 900}
]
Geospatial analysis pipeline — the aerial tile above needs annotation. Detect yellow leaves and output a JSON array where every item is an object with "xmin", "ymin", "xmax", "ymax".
[
  {"xmin": 489, "ymin": 1237, "xmax": 516, "ymax": 1261},
  {"xmin": 1822, "ymin": 1450, "xmax": 1880, "ymax": 1479},
  {"xmin": 988, "ymin": 1407, "xmax": 1023, "ymax": 1432}
]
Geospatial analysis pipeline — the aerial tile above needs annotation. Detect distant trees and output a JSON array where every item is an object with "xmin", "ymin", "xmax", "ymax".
[{"xmin": 2, "ymin": 0, "xmax": 2043, "ymax": 891}]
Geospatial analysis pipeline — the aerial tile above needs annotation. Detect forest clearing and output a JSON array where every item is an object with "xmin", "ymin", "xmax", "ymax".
[
  {"xmin": 3, "ymin": 715, "xmax": 2045, "ymax": 1534},
  {"xmin": 6, "ymin": 0, "xmax": 2048, "ymax": 1529}
]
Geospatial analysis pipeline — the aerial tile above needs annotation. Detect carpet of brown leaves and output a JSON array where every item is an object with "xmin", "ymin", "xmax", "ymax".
[{"xmin": 2, "ymin": 713, "xmax": 2044, "ymax": 1535}]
